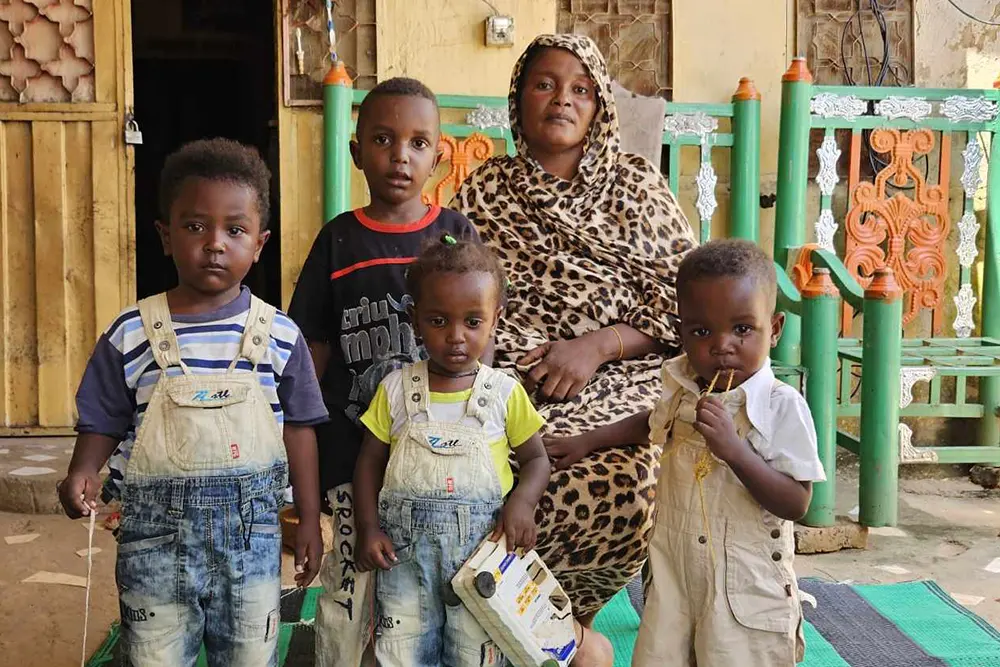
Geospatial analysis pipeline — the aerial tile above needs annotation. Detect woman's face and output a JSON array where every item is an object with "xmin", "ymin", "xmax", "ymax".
[{"xmin": 518, "ymin": 47, "xmax": 597, "ymax": 157}]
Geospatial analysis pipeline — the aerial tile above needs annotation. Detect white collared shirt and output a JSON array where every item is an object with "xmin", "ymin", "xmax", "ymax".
[{"xmin": 656, "ymin": 354, "xmax": 827, "ymax": 483}]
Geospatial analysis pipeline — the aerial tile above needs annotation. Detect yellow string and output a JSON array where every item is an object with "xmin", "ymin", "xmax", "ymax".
[{"xmin": 692, "ymin": 368, "xmax": 735, "ymax": 571}]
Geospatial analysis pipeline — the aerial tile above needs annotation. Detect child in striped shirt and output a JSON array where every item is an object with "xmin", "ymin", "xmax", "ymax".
[{"xmin": 58, "ymin": 139, "xmax": 328, "ymax": 666}]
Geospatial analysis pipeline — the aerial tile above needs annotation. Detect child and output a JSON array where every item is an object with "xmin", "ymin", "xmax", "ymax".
[
  {"xmin": 354, "ymin": 238, "xmax": 551, "ymax": 667},
  {"xmin": 286, "ymin": 77, "xmax": 479, "ymax": 666},
  {"xmin": 558, "ymin": 239, "xmax": 825, "ymax": 666},
  {"xmin": 58, "ymin": 139, "xmax": 328, "ymax": 666}
]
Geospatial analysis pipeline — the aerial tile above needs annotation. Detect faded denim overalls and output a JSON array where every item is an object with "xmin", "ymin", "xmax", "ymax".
[
  {"xmin": 374, "ymin": 361, "xmax": 506, "ymax": 667},
  {"xmin": 116, "ymin": 293, "xmax": 288, "ymax": 667},
  {"xmin": 632, "ymin": 376, "xmax": 804, "ymax": 667}
]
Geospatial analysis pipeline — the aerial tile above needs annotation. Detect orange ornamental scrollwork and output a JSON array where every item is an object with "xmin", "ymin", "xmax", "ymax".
[
  {"xmin": 789, "ymin": 244, "xmax": 821, "ymax": 292},
  {"xmin": 421, "ymin": 133, "xmax": 495, "ymax": 207},
  {"xmin": 842, "ymin": 128, "xmax": 950, "ymax": 333}
]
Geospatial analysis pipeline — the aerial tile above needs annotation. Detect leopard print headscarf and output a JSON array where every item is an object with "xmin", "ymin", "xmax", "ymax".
[{"xmin": 454, "ymin": 33, "xmax": 696, "ymax": 352}]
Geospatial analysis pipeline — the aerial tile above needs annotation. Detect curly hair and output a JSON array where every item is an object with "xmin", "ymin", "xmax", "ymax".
[
  {"xmin": 676, "ymin": 238, "xmax": 777, "ymax": 309},
  {"xmin": 159, "ymin": 138, "xmax": 271, "ymax": 229},
  {"xmin": 406, "ymin": 236, "xmax": 506, "ymax": 307},
  {"xmin": 356, "ymin": 77, "xmax": 439, "ymax": 139}
]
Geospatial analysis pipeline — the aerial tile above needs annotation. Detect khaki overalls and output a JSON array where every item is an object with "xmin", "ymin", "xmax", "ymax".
[
  {"xmin": 116, "ymin": 293, "xmax": 289, "ymax": 667},
  {"xmin": 632, "ymin": 381, "xmax": 804, "ymax": 667}
]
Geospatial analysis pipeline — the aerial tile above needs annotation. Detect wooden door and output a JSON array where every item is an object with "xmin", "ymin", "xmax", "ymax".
[{"xmin": 0, "ymin": 0, "xmax": 135, "ymax": 434}]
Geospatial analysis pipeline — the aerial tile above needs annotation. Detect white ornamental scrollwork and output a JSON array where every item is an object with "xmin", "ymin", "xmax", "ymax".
[
  {"xmin": 810, "ymin": 93, "xmax": 867, "ymax": 121},
  {"xmin": 898, "ymin": 423, "xmax": 939, "ymax": 464},
  {"xmin": 961, "ymin": 140, "xmax": 983, "ymax": 198},
  {"xmin": 815, "ymin": 135, "xmax": 841, "ymax": 195},
  {"xmin": 815, "ymin": 209, "xmax": 838, "ymax": 252},
  {"xmin": 695, "ymin": 161, "xmax": 718, "ymax": 222},
  {"xmin": 465, "ymin": 105, "xmax": 510, "ymax": 130},
  {"xmin": 874, "ymin": 96, "xmax": 932, "ymax": 121},
  {"xmin": 899, "ymin": 367, "xmax": 936, "ymax": 409},
  {"xmin": 953, "ymin": 283, "xmax": 977, "ymax": 338},
  {"xmin": 941, "ymin": 96, "xmax": 998, "ymax": 123},
  {"xmin": 956, "ymin": 211, "xmax": 980, "ymax": 268},
  {"xmin": 663, "ymin": 112, "xmax": 718, "ymax": 139}
]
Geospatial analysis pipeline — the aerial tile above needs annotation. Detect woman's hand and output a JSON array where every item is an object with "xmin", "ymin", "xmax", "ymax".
[
  {"xmin": 518, "ymin": 337, "xmax": 606, "ymax": 402},
  {"xmin": 543, "ymin": 435, "xmax": 596, "ymax": 471}
]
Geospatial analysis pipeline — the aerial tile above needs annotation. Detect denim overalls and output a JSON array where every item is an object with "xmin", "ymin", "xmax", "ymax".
[
  {"xmin": 115, "ymin": 293, "xmax": 288, "ymax": 667},
  {"xmin": 374, "ymin": 361, "xmax": 506, "ymax": 667},
  {"xmin": 632, "ymin": 379, "xmax": 804, "ymax": 667}
]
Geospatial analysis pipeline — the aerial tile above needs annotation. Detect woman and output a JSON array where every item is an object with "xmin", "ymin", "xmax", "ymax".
[{"xmin": 454, "ymin": 34, "xmax": 696, "ymax": 662}]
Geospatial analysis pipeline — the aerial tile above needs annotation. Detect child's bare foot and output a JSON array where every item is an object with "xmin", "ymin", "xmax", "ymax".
[{"xmin": 571, "ymin": 623, "xmax": 614, "ymax": 667}]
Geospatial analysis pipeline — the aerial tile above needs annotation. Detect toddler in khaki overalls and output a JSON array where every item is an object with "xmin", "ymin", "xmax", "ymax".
[
  {"xmin": 567, "ymin": 240, "xmax": 826, "ymax": 666},
  {"xmin": 635, "ymin": 240, "xmax": 826, "ymax": 666}
]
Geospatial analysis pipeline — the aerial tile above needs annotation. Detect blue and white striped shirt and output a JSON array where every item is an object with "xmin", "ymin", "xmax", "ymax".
[{"xmin": 75, "ymin": 288, "xmax": 328, "ymax": 499}]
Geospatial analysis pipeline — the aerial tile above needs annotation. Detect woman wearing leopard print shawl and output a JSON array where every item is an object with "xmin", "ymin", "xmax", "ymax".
[{"xmin": 454, "ymin": 34, "xmax": 696, "ymax": 664}]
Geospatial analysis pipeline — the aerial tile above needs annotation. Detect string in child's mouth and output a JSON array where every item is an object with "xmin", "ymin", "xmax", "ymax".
[{"xmin": 703, "ymin": 368, "xmax": 736, "ymax": 395}]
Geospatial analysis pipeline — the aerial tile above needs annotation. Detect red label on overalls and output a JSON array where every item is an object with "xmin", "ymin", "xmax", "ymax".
[
  {"xmin": 230, "ymin": 443, "xmax": 240, "ymax": 459},
  {"xmin": 446, "ymin": 477, "xmax": 455, "ymax": 493}
]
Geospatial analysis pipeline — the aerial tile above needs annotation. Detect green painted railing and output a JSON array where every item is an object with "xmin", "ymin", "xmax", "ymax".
[
  {"xmin": 322, "ymin": 70, "xmax": 762, "ymax": 242},
  {"xmin": 773, "ymin": 58, "xmax": 1000, "ymax": 527}
]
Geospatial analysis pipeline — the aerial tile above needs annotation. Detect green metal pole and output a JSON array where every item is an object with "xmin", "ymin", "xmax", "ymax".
[
  {"xmin": 981, "ymin": 129, "xmax": 1000, "ymax": 448},
  {"xmin": 859, "ymin": 268, "xmax": 903, "ymax": 527},
  {"xmin": 772, "ymin": 58, "xmax": 813, "ymax": 367},
  {"xmin": 323, "ymin": 61, "xmax": 353, "ymax": 222},
  {"xmin": 801, "ymin": 268, "xmax": 840, "ymax": 527},
  {"xmin": 730, "ymin": 78, "xmax": 761, "ymax": 243}
]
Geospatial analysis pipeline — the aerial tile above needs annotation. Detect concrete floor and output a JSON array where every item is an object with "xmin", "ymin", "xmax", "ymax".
[{"xmin": 1, "ymin": 441, "xmax": 998, "ymax": 665}]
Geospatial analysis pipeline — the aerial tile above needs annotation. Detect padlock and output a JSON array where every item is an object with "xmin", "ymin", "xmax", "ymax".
[{"xmin": 124, "ymin": 119, "xmax": 143, "ymax": 145}]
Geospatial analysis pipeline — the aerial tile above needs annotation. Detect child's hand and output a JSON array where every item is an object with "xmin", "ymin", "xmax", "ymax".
[
  {"xmin": 694, "ymin": 396, "xmax": 744, "ymax": 463},
  {"xmin": 57, "ymin": 471, "xmax": 101, "ymax": 519},
  {"xmin": 357, "ymin": 527, "xmax": 398, "ymax": 572},
  {"xmin": 294, "ymin": 515, "xmax": 323, "ymax": 588},
  {"xmin": 543, "ymin": 434, "xmax": 594, "ymax": 471},
  {"xmin": 491, "ymin": 497, "xmax": 538, "ymax": 550}
]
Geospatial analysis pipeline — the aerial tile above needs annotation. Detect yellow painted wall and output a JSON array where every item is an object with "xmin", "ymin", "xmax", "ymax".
[
  {"xmin": 376, "ymin": 0, "xmax": 557, "ymax": 96},
  {"xmin": 673, "ymin": 0, "xmax": 789, "ymax": 251},
  {"xmin": 914, "ymin": 0, "xmax": 1000, "ymax": 89}
]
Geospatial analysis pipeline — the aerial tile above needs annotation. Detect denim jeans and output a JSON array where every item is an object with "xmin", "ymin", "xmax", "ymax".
[
  {"xmin": 374, "ymin": 495, "xmax": 506, "ymax": 667},
  {"xmin": 116, "ymin": 465, "xmax": 286, "ymax": 667}
]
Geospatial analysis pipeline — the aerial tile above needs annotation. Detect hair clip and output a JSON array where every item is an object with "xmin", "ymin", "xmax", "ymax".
[{"xmin": 441, "ymin": 234, "xmax": 457, "ymax": 245}]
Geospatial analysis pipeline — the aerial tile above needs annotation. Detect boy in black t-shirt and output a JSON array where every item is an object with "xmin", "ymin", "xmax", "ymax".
[{"xmin": 288, "ymin": 77, "xmax": 477, "ymax": 667}]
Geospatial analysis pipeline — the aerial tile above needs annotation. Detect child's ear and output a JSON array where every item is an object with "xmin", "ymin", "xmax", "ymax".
[
  {"xmin": 349, "ymin": 140, "xmax": 362, "ymax": 169},
  {"xmin": 770, "ymin": 312, "xmax": 786, "ymax": 348},
  {"xmin": 407, "ymin": 304, "xmax": 419, "ymax": 337},
  {"xmin": 155, "ymin": 220, "xmax": 172, "ymax": 256},
  {"xmin": 253, "ymin": 229, "xmax": 271, "ymax": 263},
  {"xmin": 432, "ymin": 142, "xmax": 443, "ymax": 172},
  {"xmin": 490, "ymin": 305, "xmax": 503, "ymax": 335}
]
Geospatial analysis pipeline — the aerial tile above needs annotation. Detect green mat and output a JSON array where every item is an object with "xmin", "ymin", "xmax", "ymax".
[{"xmin": 87, "ymin": 580, "xmax": 1000, "ymax": 666}]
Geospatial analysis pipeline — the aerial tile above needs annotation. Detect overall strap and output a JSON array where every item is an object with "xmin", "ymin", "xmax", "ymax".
[
  {"xmin": 230, "ymin": 295, "xmax": 277, "ymax": 371},
  {"xmin": 464, "ymin": 365, "xmax": 504, "ymax": 427},
  {"xmin": 137, "ymin": 293, "xmax": 189, "ymax": 374},
  {"xmin": 400, "ymin": 361, "xmax": 431, "ymax": 420},
  {"xmin": 663, "ymin": 386, "xmax": 686, "ymax": 438}
]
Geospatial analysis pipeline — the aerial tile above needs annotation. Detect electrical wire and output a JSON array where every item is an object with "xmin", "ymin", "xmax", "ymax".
[
  {"xmin": 839, "ymin": 0, "xmax": 928, "ymax": 191},
  {"xmin": 479, "ymin": 0, "xmax": 500, "ymax": 16},
  {"xmin": 945, "ymin": 0, "xmax": 1000, "ymax": 26}
]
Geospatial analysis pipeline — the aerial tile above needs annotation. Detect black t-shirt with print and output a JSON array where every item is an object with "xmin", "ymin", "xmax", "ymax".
[{"xmin": 288, "ymin": 206, "xmax": 478, "ymax": 495}]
